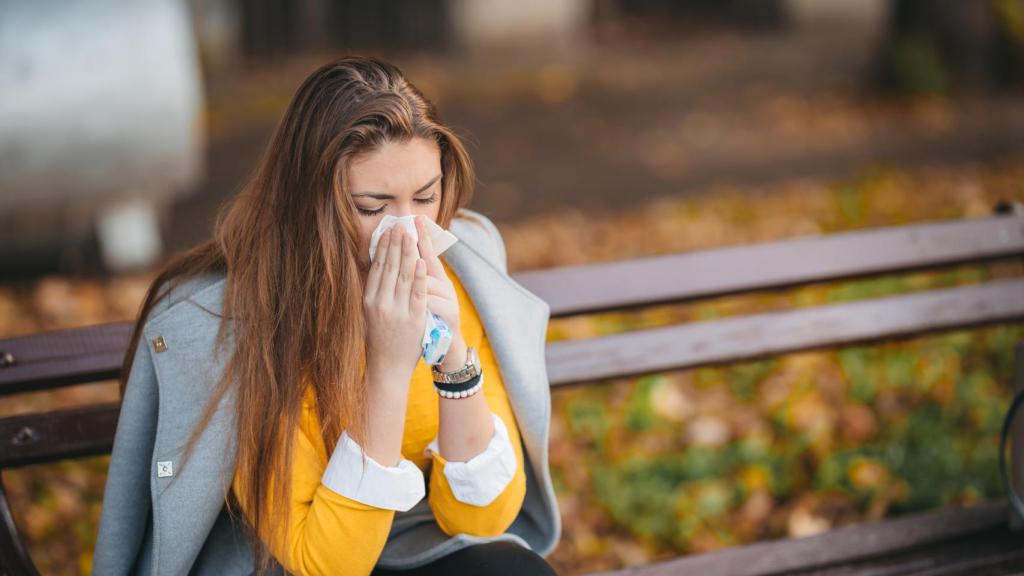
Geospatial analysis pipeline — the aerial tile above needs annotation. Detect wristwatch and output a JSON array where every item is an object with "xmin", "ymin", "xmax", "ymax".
[{"xmin": 431, "ymin": 346, "xmax": 481, "ymax": 384}]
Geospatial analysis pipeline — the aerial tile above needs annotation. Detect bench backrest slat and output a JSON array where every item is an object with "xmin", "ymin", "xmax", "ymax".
[
  {"xmin": 0, "ymin": 323, "xmax": 130, "ymax": 396},
  {"xmin": 0, "ymin": 404, "xmax": 119, "ymax": 469},
  {"xmin": 547, "ymin": 277, "xmax": 1024, "ymax": 386},
  {"xmin": 514, "ymin": 214, "xmax": 1024, "ymax": 317},
  {"xmin": 2, "ymin": 215, "xmax": 1020, "ymax": 397}
]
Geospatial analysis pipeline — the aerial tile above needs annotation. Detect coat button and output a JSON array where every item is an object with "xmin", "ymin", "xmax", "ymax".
[
  {"xmin": 157, "ymin": 460, "xmax": 174, "ymax": 477},
  {"xmin": 152, "ymin": 336, "xmax": 167, "ymax": 353}
]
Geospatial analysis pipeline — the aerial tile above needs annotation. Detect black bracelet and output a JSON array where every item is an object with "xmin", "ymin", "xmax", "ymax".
[
  {"xmin": 433, "ymin": 372, "xmax": 482, "ymax": 394},
  {"xmin": 435, "ymin": 376, "xmax": 483, "ymax": 399}
]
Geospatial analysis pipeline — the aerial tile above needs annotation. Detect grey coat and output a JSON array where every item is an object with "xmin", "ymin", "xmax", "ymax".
[{"xmin": 92, "ymin": 208, "xmax": 561, "ymax": 575}]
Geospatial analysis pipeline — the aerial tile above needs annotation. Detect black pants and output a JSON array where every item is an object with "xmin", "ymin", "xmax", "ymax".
[{"xmin": 370, "ymin": 541, "xmax": 559, "ymax": 576}]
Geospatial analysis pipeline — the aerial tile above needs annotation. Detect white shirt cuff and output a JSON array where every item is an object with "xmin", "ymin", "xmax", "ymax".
[
  {"xmin": 424, "ymin": 411, "xmax": 518, "ymax": 507},
  {"xmin": 321, "ymin": 430, "xmax": 426, "ymax": 512}
]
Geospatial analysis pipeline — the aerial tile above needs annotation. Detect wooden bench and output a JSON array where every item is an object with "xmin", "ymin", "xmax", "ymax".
[{"xmin": 2, "ymin": 203, "xmax": 1024, "ymax": 575}]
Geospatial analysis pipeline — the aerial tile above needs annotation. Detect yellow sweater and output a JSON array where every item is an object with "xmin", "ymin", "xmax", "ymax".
[{"xmin": 230, "ymin": 261, "xmax": 527, "ymax": 576}]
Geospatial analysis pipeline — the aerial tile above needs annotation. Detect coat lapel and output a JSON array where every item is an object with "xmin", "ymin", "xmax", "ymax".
[
  {"xmin": 144, "ymin": 278, "xmax": 239, "ymax": 576},
  {"xmin": 144, "ymin": 220, "xmax": 551, "ymax": 574},
  {"xmin": 440, "ymin": 234, "xmax": 552, "ymax": 476}
]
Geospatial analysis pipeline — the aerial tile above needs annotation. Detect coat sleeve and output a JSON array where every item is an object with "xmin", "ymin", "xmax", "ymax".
[{"xmin": 231, "ymin": 391, "xmax": 425, "ymax": 576}]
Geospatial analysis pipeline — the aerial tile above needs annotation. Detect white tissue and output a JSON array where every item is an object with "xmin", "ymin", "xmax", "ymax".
[
  {"xmin": 368, "ymin": 215, "xmax": 459, "ymax": 365},
  {"xmin": 368, "ymin": 214, "xmax": 458, "ymax": 263}
]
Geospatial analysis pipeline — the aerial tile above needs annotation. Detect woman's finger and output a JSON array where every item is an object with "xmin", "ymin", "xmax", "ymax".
[
  {"xmin": 393, "ymin": 228, "xmax": 417, "ymax": 310},
  {"xmin": 380, "ymin": 226, "xmax": 403, "ymax": 303},
  {"xmin": 410, "ymin": 258, "xmax": 427, "ymax": 316},
  {"xmin": 425, "ymin": 294, "xmax": 452, "ymax": 314},
  {"xmin": 364, "ymin": 227, "xmax": 389, "ymax": 298},
  {"xmin": 425, "ymin": 275, "xmax": 453, "ymax": 298},
  {"xmin": 415, "ymin": 215, "xmax": 446, "ymax": 278}
]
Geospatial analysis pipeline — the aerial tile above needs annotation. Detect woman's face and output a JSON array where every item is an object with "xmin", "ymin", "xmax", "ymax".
[{"xmin": 345, "ymin": 137, "xmax": 443, "ymax": 273}]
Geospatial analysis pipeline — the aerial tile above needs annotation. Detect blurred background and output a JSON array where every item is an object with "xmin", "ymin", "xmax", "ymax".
[{"xmin": 2, "ymin": 0, "xmax": 1024, "ymax": 574}]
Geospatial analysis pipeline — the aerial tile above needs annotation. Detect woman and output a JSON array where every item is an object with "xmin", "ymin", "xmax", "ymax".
[{"xmin": 92, "ymin": 56, "xmax": 561, "ymax": 575}]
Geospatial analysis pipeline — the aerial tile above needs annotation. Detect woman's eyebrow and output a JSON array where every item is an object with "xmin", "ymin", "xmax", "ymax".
[{"xmin": 352, "ymin": 174, "xmax": 441, "ymax": 199}]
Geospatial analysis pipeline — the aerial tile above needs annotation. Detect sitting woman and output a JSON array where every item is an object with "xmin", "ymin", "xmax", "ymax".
[{"xmin": 92, "ymin": 55, "xmax": 561, "ymax": 575}]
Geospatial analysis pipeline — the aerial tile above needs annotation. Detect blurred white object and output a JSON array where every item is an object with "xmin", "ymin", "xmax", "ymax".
[
  {"xmin": 0, "ymin": 0, "xmax": 204, "ymax": 273},
  {"xmin": 449, "ymin": 0, "xmax": 589, "ymax": 55},
  {"xmin": 96, "ymin": 199, "xmax": 164, "ymax": 272},
  {"xmin": 784, "ymin": 0, "xmax": 888, "ymax": 35}
]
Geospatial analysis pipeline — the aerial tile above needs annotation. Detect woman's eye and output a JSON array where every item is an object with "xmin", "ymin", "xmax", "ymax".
[{"xmin": 356, "ymin": 194, "xmax": 437, "ymax": 217}]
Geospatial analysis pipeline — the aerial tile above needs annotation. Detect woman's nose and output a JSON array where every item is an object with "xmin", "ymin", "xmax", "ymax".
[{"xmin": 394, "ymin": 204, "xmax": 416, "ymax": 218}]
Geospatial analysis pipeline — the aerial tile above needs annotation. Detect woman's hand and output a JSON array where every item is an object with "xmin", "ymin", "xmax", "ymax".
[
  {"xmin": 414, "ymin": 215, "xmax": 461, "ymax": 339},
  {"xmin": 363, "ymin": 225, "xmax": 428, "ymax": 383}
]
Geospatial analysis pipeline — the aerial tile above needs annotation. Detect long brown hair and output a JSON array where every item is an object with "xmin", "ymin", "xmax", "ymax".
[{"xmin": 118, "ymin": 55, "xmax": 475, "ymax": 572}]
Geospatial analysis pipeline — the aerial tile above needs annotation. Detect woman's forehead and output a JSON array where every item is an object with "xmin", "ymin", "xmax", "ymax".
[{"xmin": 347, "ymin": 138, "xmax": 440, "ymax": 194}]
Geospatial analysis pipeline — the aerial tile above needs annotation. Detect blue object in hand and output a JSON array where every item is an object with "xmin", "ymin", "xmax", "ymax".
[{"xmin": 422, "ymin": 312, "xmax": 452, "ymax": 365}]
